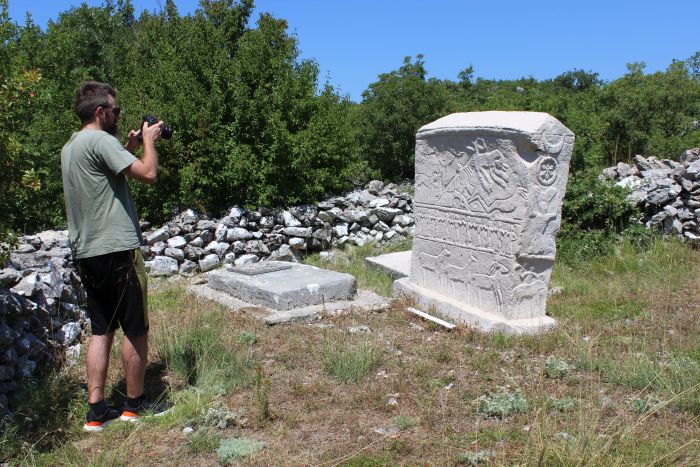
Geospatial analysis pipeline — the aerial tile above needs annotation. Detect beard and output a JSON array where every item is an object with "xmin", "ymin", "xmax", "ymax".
[{"xmin": 106, "ymin": 121, "xmax": 121, "ymax": 140}]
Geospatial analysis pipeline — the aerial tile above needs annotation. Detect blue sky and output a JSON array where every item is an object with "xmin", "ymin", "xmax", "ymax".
[{"xmin": 7, "ymin": 0, "xmax": 700, "ymax": 102}]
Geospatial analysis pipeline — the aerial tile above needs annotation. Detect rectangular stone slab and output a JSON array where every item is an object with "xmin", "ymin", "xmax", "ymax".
[{"xmin": 208, "ymin": 261, "xmax": 357, "ymax": 310}]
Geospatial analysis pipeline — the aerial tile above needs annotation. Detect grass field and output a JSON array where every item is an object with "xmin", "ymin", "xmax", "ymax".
[{"xmin": 1, "ymin": 239, "xmax": 699, "ymax": 465}]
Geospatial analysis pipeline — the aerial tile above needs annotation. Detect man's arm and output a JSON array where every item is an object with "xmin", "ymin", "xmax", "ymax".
[{"xmin": 123, "ymin": 120, "xmax": 162, "ymax": 184}]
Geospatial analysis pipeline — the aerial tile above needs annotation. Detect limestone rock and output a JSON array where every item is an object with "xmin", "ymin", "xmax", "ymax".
[
  {"xmin": 199, "ymin": 254, "xmax": 220, "ymax": 272},
  {"xmin": 179, "ymin": 260, "xmax": 198, "ymax": 277},
  {"xmin": 147, "ymin": 227, "xmax": 170, "ymax": 245},
  {"xmin": 395, "ymin": 111, "xmax": 573, "ymax": 333},
  {"xmin": 233, "ymin": 254, "xmax": 259, "ymax": 267},
  {"xmin": 282, "ymin": 210, "xmax": 301, "ymax": 227},
  {"xmin": 267, "ymin": 244, "xmax": 301, "ymax": 262},
  {"xmin": 146, "ymin": 256, "xmax": 179, "ymax": 276}
]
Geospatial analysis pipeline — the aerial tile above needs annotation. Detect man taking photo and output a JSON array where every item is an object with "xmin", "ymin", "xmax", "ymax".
[{"xmin": 61, "ymin": 81, "xmax": 168, "ymax": 432}]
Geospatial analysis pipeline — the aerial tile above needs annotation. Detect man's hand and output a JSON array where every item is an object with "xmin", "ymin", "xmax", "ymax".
[
  {"xmin": 124, "ymin": 129, "xmax": 142, "ymax": 153},
  {"xmin": 123, "ymin": 120, "xmax": 162, "ymax": 184},
  {"xmin": 141, "ymin": 119, "xmax": 163, "ymax": 144}
]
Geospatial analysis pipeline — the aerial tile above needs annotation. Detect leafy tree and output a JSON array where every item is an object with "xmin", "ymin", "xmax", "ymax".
[
  {"xmin": 600, "ymin": 58, "xmax": 700, "ymax": 163},
  {"xmin": 356, "ymin": 55, "xmax": 448, "ymax": 180}
]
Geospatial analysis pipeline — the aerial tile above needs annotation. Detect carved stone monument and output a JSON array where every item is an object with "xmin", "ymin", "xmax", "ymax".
[{"xmin": 393, "ymin": 111, "xmax": 574, "ymax": 334}]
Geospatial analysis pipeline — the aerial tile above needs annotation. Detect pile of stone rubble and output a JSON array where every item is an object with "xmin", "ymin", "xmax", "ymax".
[
  {"xmin": 0, "ymin": 180, "xmax": 414, "ymax": 417},
  {"xmin": 0, "ymin": 230, "xmax": 83, "ymax": 416},
  {"xmin": 601, "ymin": 148, "xmax": 700, "ymax": 239},
  {"xmin": 140, "ymin": 180, "xmax": 415, "ymax": 277}
]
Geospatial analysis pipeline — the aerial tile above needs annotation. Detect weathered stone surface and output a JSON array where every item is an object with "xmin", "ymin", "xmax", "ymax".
[
  {"xmin": 267, "ymin": 244, "xmax": 302, "ymax": 262},
  {"xmin": 333, "ymin": 223, "xmax": 349, "ymax": 238},
  {"xmin": 60, "ymin": 322, "xmax": 81, "ymax": 345},
  {"xmin": 233, "ymin": 254, "xmax": 259, "ymax": 267},
  {"xmin": 288, "ymin": 237, "xmax": 307, "ymax": 250},
  {"xmin": 282, "ymin": 210, "xmax": 302, "ymax": 227},
  {"xmin": 199, "ymin": 254, "xmax": 220, "ymax": 272},
  {"xmin": 283, "ymin": 227, "xmax": 312, "ymax": 238},
  {"xmin": 0, "ymin": 268, "xmax": 22, "ymax": 287},
  {"xmin": 147, "ymin": 226, "xmax": 170, "ymax": 245},
  {"xmin": 179, "ymin": 260, "xmax": 198, "ymax": 277},
  {"xmin": 245, "ymin": 240, "xmax": 270, "ymax": 255},
  {"xmin": 167, "ymin": 235, "xmax": 187, "ymax": 248},
  {"xmin": 394, "ymin": 111, "xmax": 573, "ymax": 333},
  {"xmin": 226, "ymin": 227, "xmax": 252, "ymax": 241},
  {"xmin": 204, "ymin": 241, "xmax": 229, "ymax": 258},
  {"xmin": 146, "ymin": 256, "xmax": 179, "ymax": 276},
  {"xmin": 208, "ymin": 262, "xmax": 356, "ymax": 310},
  {"xmin": 164, "ymin": 247, "xmax": 185, "ymax": 262}
]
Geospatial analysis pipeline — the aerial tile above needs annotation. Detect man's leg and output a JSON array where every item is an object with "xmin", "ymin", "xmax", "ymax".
[
  {"xmin": 122, "ymin": 333, "xmax": 148, "ymax": 398},
  {"xmin": 86, "ymin": 331, "xmax": 115, "ymax": 403}
]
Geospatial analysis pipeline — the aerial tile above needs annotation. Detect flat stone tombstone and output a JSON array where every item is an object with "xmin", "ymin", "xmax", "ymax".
[
  {"xmin": 393, "ymin": 111, "xmax": 574, "ymax": 334},
  {"xmin": 208, "ymin": 261, "xmax": 357, "ymax": 310}
]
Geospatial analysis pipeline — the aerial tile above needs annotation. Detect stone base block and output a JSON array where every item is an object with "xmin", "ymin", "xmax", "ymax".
[
  {"xmin": 393, "ymin": 278, "xmax": 556, "ymax": 335},
  {"xmin": 364, "ymin": 250, "xmax": 411, "ymax": 278},
  {"xmin": 208, "ymin": 261, "xmax": 356, "ymax": 311}
]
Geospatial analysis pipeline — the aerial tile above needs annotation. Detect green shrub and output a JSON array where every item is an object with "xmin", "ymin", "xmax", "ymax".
[
  {"xmin": 216, "ymin": 437, "xmax": 265, "ymax": 464},
  {"xmin": 236, "ymin": 331, "xmax": 257, "ymax": 347},
  {"xmin": 547, "ymin": 396, "xmax": 578, "ymax": 412},
  {"xmin": 253, "ymin": 365, "xmax": 271, "ymax": 421},
  {"xmin": 544, "ymin": 356, "xmax": 573, "ymax": 379},
  {"xmin": 558, "ymin": 170, "xmax": 644, "ymax": 263},
  {"xmin": 157, "ymin": 311, "xmax": 253, "ymax": 394},
  {"xmin": 182, "ymin": 428, "xmax": 221, "ymax": 455},
  {"xmin": 477, "ymin": 387, "xmax": 529, "ymax": 419},
  {"xmin": 630, "ymin": 394, "xmax": 663, "ymax": 414},
  {"xmin": 456, "ymin": 449, "xmax": 496, "ymax": 466}
]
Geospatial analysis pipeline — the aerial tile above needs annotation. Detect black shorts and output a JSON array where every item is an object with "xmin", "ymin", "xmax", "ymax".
[{"xmin": 77, "ymin": 249, "xmax": 149, "ymax": 336}]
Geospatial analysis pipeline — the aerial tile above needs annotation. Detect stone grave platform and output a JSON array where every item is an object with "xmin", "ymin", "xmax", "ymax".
[
  {"xmin": 393, "ymin": 278, "xmax": 556, "ymax": 334},
  {"xmin": 191, "ymin": 261, "xmax": 388, "ymax": 324},
  {"xmin": 364, "ymin": 250, "xmax": 411, "ymax": 278},
  {"xmin": 208, "ymin": 261, "xmax": 356, "ymax": 310}
]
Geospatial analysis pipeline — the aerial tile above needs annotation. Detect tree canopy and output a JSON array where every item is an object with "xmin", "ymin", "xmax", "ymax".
[{"xmin": 1, "ymin": 0, "xmax": 699, "ymax": 241}]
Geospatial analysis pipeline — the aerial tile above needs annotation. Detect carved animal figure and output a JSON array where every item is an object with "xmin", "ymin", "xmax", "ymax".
[
  {"xmin": 471, "ymin": 259, "xmax": 510, "ymax": 314},
  {"xmin": 444, "ymin": 254, "xmax": 478, "ymax": 301},
  {"xmin": 419, "ymin": 248, "xmax": 451, "ymax": 288}
]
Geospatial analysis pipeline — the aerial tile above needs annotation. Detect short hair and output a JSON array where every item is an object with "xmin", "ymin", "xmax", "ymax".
[{"xmin": 75, "ymin": 81, "xmax": 116, "ymax": 123}]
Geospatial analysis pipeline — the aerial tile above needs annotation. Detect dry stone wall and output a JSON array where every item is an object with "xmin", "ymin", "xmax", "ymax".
[
  {"xmin": 0, "ymin": 181, "xmax": 414, "ymax": 418},
  {"xmin": 601, "ymin": 148, "xmax": 700, "ymax": 239}
]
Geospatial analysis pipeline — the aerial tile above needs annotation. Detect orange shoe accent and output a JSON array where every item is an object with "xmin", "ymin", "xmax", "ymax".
[
  {"xmin": 122, "ymin": 411, "xmax": 138, "ymax": 418},
  {"xmin": 86, "ymin": 421, "xmax": 102, "ymax": 426}
]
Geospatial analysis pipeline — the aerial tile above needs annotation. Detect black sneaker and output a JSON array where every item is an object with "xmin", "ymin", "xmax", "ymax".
[
  {"xmin": 83, "ymin": 406, "xmax": 122, "ymax": 432},
  {"xmin": 120, "ymin": 397, "xmax": 172, "ymax": 422}
]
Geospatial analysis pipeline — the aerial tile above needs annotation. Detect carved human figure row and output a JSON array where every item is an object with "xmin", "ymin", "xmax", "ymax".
[{"xmin": 413, "ymin": 208, "xmax": 518, "ymax": 257}]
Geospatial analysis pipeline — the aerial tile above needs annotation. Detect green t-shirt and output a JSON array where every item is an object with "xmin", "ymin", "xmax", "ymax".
[{"xmin": 61, "ymin": 129, "xmax": 142, "ymax": 259}]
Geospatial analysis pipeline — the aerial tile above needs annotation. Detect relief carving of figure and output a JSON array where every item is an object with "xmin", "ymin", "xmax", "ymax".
[
  {"xmin": 471, "ymin": 259, "xmax": 510, "ymax": 314},
  {"xmin": 444, "ymin": 254, "xmax": 478, "ymax": 302},
  {"xmin": 509, "ymin": 268, "xmax": 548, "ymax": 319},
  {"xmin": 419, "ymin": 247, "xmax": 452, "ymax": 289}
]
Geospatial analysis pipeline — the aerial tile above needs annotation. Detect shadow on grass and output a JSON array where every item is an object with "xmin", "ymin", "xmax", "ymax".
[{"xmin": 108, "ymin": 361, "xmax": 170, "ymax": 406}]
